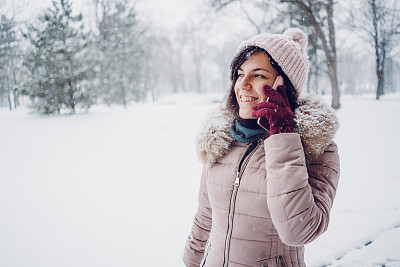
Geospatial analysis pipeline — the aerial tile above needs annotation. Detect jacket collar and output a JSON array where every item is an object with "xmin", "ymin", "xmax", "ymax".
[{"xmin": 196, "ymin": 93, "xmax": 339, "ymax": 165}]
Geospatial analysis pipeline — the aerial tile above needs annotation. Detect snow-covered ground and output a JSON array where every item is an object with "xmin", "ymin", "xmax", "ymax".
[{"xmin": 1, "ymin": 93, "xmax": 399, "ymax": 267}]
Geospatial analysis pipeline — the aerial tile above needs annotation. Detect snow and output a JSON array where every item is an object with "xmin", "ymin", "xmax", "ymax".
[
  {"xmin": 1, "ymin": 93, "xmax": 400, "ymax": 267},
  {"xmin": 328, "ymin": 227, "xmax": 400, "ymax": 267},
  {"xmin": 305, "ymin": 94, "xmax": 400, "ymax": 266}
]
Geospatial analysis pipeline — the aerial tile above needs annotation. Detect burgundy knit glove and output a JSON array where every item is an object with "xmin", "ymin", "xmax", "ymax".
[{"xmin": 252, "ymin": 85, "xmax": 294, "ymax": 135}]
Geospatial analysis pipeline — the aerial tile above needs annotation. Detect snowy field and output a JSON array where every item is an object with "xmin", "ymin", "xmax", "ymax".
[{"xmin": 1, "ymin": 93, "xmax": 400, "ymax": 267}]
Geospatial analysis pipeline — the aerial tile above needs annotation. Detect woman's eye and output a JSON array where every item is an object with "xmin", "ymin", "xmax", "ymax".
[
  {"xmin": 238, "ymin": 73, "xmax": 244, "ymax": 77},
  {"xmin": 255, "ymin": 74, "xmax": 265, "ymax": 78}
]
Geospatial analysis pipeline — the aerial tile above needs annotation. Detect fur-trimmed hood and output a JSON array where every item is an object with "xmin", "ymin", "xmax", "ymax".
[{"xmin": 196, "ymin": 93, "xmax": 339, "ymax": 165}]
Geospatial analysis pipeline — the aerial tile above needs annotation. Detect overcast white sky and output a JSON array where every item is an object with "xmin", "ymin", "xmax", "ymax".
[
  {"xmin": 1, "ymin": 0, "xmax": 373, "ymax": 58},
  {"xmin": 2, "ymin": 0, "xmax": 204, "ymax": 30}
]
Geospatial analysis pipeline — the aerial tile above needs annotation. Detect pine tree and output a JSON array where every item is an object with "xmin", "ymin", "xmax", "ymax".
[
  {"xmin": 22, "ymin": 0, "xmax": 94, "ymax": 114},
  {"xmin": 95, "ymin": 0, "xmax": 146, "ymax": 108}
]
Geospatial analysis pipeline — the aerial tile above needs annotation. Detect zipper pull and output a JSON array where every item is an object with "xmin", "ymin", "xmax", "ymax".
[{"xmin": 234, "ymin": 171, "xmax": 240, "ymax": 186}]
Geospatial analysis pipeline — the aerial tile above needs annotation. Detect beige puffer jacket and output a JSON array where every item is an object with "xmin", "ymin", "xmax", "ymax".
[{"xmin": 183, "ymin": 93, "xmax": 340, "ymax": 267}]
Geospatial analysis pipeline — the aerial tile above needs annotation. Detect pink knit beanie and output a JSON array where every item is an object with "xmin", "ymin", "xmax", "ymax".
[{"xmin": 237, "ymin": 28, "xmax": 309, "ymax": 95}]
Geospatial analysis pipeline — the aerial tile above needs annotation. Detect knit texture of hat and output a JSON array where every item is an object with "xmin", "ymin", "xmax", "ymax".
[{"xmin": 237, "ymin": 28, "xmax": 309, "ymax": 95}]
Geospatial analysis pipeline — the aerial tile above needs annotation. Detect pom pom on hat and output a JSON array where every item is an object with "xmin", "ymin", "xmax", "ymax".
[
  {"xmin": 283, "ymin": 28, "xmax": 308, "ymax": 55},
  {"xmin": 236, "ymin": 28, "xmax": 309, "ymax": 95}
]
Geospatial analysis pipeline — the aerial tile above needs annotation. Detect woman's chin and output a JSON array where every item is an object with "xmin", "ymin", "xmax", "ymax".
[
  {"xmin": 239, "ymin": 112, "xmax": 257, "ymax": 120},
  {"xmin": 239, "ymin": 104, "xmax": 259, "ymax": 119}
]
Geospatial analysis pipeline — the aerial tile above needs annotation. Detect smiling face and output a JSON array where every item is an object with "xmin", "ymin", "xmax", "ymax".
[{"xmin": 234, "ymin": 51, "xmax": 279, "ymax": 119}]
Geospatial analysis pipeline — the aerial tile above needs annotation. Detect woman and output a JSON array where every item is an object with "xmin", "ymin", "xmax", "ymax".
[{"xmin": 183, "ymin": 28, "xmax": 340, "ymax": 267}]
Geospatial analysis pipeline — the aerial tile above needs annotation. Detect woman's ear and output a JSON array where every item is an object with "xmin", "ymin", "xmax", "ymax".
[{"xmin": 272, "ymin": 76, "xmax": 284, "ymax": 90}]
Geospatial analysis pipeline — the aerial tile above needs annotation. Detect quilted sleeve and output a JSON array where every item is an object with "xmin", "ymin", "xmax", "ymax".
[
  {"xmin": 183, "ymin": 166, "xmax": 212, "ymax": 266},
  {"xmin": 265, "ymin": 133, "xmax": 340, "ymax": 246}
]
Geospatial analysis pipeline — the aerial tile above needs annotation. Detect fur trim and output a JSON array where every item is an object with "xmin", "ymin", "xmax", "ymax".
[
  {"xmin": 196, "ymin": 108, "xmax": 235, "ymax": 166},
  {"xmin": 294, "ymin": 93, "xmax": 339, "ymax": 159},
  {"xmin": 196, "ymin": 93, "xmax": 339, "ymax": 165}
]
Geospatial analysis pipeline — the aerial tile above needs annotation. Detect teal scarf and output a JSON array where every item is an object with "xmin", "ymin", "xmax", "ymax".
[{"xmin": 229, "ymin": 120, "xmax": 266, "ymax": 143}]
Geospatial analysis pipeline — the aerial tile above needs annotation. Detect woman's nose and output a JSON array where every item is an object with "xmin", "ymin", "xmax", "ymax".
[{"xmin": 238, "ymin": 76, "xmax": 251, "ymax": 90}]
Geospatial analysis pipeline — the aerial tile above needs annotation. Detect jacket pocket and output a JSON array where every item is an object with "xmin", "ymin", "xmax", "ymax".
[
  {"xmin": 200, "ymin": 241, "xmax": 211, "ymax": 267},
  {"xmin": 257, "ymin": 255, "xmax": 287, "ymax": 267}
]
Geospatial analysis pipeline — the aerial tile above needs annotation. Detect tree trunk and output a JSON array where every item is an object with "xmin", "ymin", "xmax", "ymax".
[
  {"xmin": 6, "ymin": 76, "xmax": 12, "ymax": 111},
  {"xmin": 290, "ymin": 0, "xmax": 341, "ymax": 109},
  {"xmin": 122, "ymin": 88, "xmax": 127, "ymax": 109},
  {"xmin": 375, "ymin": 40, "xmax": 385, "ymax": 100},
  {"xmin": 68, "ymin": 80, "xmax": 75, "ymax": 112},
  {"xmin": 370, "ymin": 0, "xmax": 386, "ymax": 100},
  {"xmin": 311, "ymin": 9, "xmax": 341, "ymax": 109},
  {"xmin": 121, "ymin": 79, "xmax": 127, "ymax": 109},
  {"xmin": 12, "ymin": 64, "xmax": 19, "ymax": 109},
  {"xmin": 8, "ymin": 93, "xmax": 12, "ymax": 111},
  {"xmin": 374, "ymin": 45, "xmax": 386, "ymax": 100},
  {"xmin": 371, "ymin": 0, "xmax": 382, "ymax": 100},
  {"xmin": 13, "ymin": 89, "xmax": 19, "ymax": 109},
  {"xmin": 327, "ymin": 0, "xmax": 340, "ymax": 109},
  {"xmin": 376, "ymin": 69, "xmax": 384, "ymax": 99},
  {"xmin": 328, "ymin": 60, "xmax": 340, "ymax": 108}
]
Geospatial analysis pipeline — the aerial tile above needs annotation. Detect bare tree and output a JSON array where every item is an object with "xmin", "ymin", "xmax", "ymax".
[
  {"xmin": 173, "ymin": 8, "xmax": 218, "ymax": 94},
  {"xmin": 347, "ymin": 0, "xmax": 400, "ymax": 99},
  {"xmin": 281, "ymin": 0, "xmax": 340, "ymax": 109},
  {"xmin": 212, "ymin": 0, "xmax": 287, "ymax": 34},
  {"xmin": 285, "ymin": 4, "xmax": 323, "ymax": 95},
  {"xmin": 211, "ymin": 0, "xmax": 341, "ymax": 109},
  {"xmin": 0, "ymin": 14, "xmax": 20, "ymax": 110}
]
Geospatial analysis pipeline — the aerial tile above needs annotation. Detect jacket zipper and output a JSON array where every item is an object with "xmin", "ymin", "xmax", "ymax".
[
  {"xmin": 278, "ymin": 256, "xmax": 287, "ymax": 267},
  {"xmin": 223, "ymin": 141, "xmax": 259, "ymax": 267}
]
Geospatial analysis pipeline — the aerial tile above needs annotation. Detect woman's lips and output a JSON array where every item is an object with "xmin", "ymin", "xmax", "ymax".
[{"xmin": 240, "ymin": 95, "xmax": 259, "ymax": 103}]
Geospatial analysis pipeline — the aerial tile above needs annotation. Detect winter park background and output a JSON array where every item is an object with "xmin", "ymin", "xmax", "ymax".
[{"xmin": 1, "ymin": 0, "xmax": 400, "ymax": 266}]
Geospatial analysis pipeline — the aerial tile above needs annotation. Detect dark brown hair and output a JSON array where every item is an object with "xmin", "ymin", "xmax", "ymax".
[{"xmin": 224, "ymin": 46, "xmax": 298, "ymax": 120}]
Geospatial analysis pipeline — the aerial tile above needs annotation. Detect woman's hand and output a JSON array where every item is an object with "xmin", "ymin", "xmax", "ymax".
[{"xmin": 252, "ymin": 85, "xmax": 294, "ymax": 135}]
